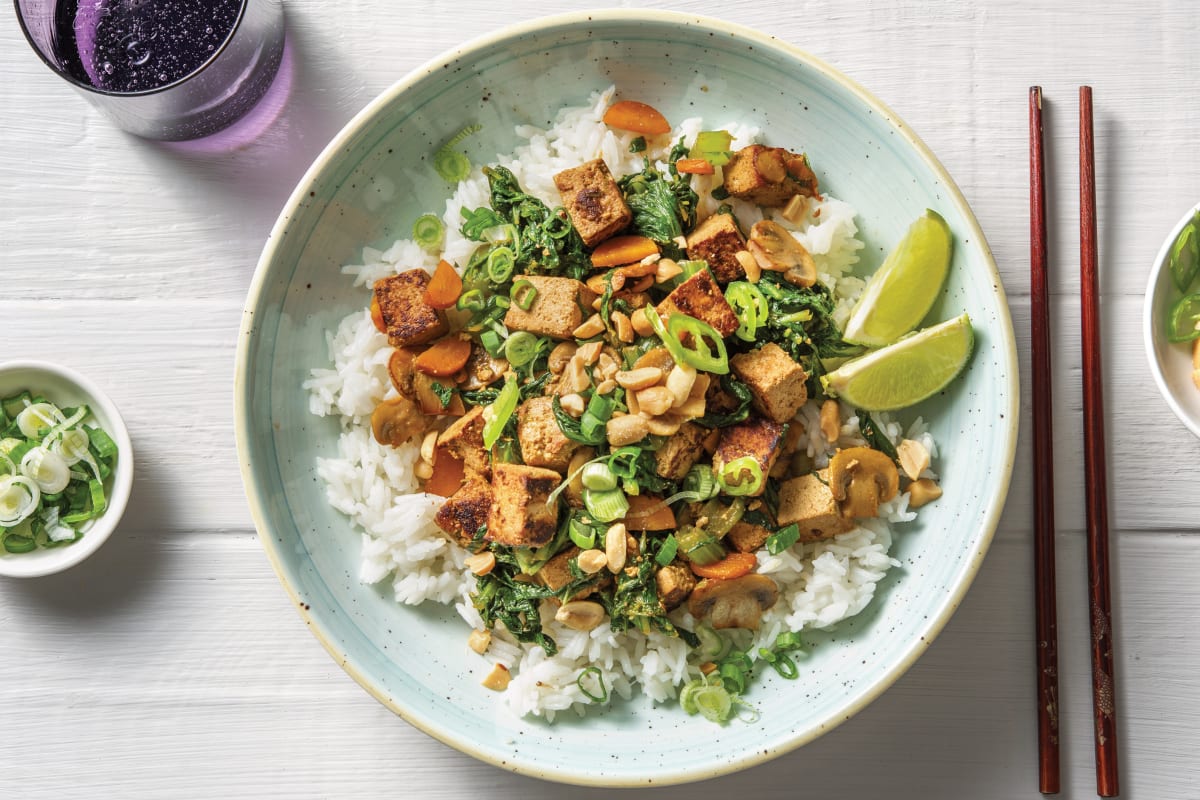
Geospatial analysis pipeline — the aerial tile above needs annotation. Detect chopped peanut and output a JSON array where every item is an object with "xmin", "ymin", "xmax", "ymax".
[
  {"xmin": 612, "ymin": 310, "xmax": 634, "ymax": 343},
  {"xmin": 819, "ymin": 399, "xmax": 840, "ymax": 446},
  {"xmin": 897, "ymin": 439, "xmax": 931, "ymax": 481},
  {"xmin": 464, "ymin": 551, "xmax": 496, "ymax": 576},
  {"xmin": 555, "ymin": 600, "xmax": 606, "ymax": 631},
  {"xmin": 481, "ymin": 663, "xmax": 511, "ymax": 691},
  {"xmin": 577, "ymin": 549, "xmax": 608, "ymax": 574},
  {"xmin": 573, "ymin": 314, "xmax": 606, "ymax": 339},
  {"xmin": 908, "ymin": 478, "xmax": 942, "ymax": 508},
  {"xmin": 615, "ymin": 367, "xmax": 662, "ymax": 391},
  {"xmin": 467, "ymin": 629, "xmax": 492, "ymax": 655},
  {"xmin": 559, "ymin": 393, "xmax": 586, "ymax": 417},
  {"xmin": 607, "ymin": 414, "xmax": 650, "ymax": 446},
  {"xmin": 636, "ymin": 386, "xmax": 674, "ymax": 416},
  {"xmin": 606, "ymin": 523, "xmax": 628, "ymax": 573}
]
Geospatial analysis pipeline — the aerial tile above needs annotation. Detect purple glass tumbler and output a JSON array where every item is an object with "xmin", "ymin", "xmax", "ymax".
[{"xmin": 14, "ymin": 0, "xmax": 285, "ymax": 141}]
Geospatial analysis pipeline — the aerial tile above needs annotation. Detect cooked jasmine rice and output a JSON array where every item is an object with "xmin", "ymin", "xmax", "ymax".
[{"xmin": 304, "ymin": 88, "xmax": 935, "ymax": 719}]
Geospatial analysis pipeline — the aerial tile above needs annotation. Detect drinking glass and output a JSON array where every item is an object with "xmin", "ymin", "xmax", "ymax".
[{"xmin": 14, "ymin": 0, "xmax": 286, "ymax": 141}]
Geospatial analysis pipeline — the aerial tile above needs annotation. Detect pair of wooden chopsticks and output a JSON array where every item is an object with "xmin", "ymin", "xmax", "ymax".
[{"xmin": 1029, "ymin": 86, "xmax": 1119, "ymax": 797}]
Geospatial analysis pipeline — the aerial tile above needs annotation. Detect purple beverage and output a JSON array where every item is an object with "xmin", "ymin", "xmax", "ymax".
[{"xmin": 17, "ymin": 0, "xmax": 285, "ymax": 140}]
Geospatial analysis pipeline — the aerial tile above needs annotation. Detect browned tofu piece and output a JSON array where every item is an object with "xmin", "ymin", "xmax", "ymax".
[
  {"xmin": 686, "ymin": 213, "xmax": 747, "ymax": 283},
  {"xmin": 655, "ymin": 560, "xmax": 697, "ymax": 610},
  {"xmin": 726, "ymin": 521, "xmax": 771, "ymax": 553},
  {"xmin": 554, "ymin": 159, "xmax": 633, "ymax": 247},
  {"xmin": 656, "ymin": 268, "xmax": 739, "ymax": 338},
  {"xmin": 536, "ymin": 546, "xmax": 609, "ymax": 600},
  {"xmin": 517, "ymin": 396, "xmax": 579, "ymax": 473},
  {"xmin": 654, "ymin": 422, "xmax": 708, "ymax": 480},
  {"xmin": 723, "ymin": 144, "xmax": 819, "ymax": 207},
  {"xmin": 486, "ymin": 463, "xmax": 561, "ymax": 548},
  {"xmin": 730, "ymin": 343, "xmax": 809, "ymax": 424},
  {"xmin": 503, "ymin": 275, "xmax": 597, "ymax": 340},
  {"xmin": 776, "ymin": 472, "xmax": 852, "ymax": 541},
  {"xmin": 373, "ymin": 269, "xmax": 448, "ymax": 347},
  {"xmin": 433, "ymin": 480, "xmax": 492, "ymax": 547},
  {"xmin": 712, "ymin": 417, "xmax": 785, "ymax": 497},
  {"xmin": 437, "ymin": 406, "xmax": 490, "ymax": 478}
]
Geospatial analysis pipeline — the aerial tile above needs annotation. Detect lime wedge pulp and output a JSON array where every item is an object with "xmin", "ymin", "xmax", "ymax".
[
  {"xmin": 824, "ymin": 313, "xmax": 974, "ymax": 411},
  {"xmin": 842, "ymin": 209, "xmax": 954, "ymax": 347}
]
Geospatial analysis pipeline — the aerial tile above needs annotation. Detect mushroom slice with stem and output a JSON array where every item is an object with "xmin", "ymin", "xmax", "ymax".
[
  {"xmin": 371, "ymin": 396, "xmax": 425, "ymax": 447},
  {"xmin": 686, "ymin": 574, "xmax": 779, "ymax": 630},
  {"xmin": 828, "ymin": 446, "xmax": 900, "ymax": 519},
  {"xmin": 747, "ymin": 220, "xmax": 817, "ymax": 287}
]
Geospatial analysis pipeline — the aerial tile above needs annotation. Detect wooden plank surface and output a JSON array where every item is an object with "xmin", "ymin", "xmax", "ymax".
[{"xmin": 3, "ymin": 1, "xmax": 1199, "ymax": 797}]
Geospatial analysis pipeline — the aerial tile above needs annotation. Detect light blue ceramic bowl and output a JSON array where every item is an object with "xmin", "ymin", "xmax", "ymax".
[{"xmin": 236, "ymin": 10, "xmax": 1018, "ymax": 786}]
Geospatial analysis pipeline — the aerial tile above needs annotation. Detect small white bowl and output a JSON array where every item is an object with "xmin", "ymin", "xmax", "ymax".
[
  {"xmin": 1144, "ymin": 202, "xmax": 1200, "ymax": 439},
  {"xmin": 0, "ymin": 361, "xmax": 133, "ymax": 577}
]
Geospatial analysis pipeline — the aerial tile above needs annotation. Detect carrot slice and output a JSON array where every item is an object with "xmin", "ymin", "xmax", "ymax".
[
  {"xmin": 676, "ymin": 158, "xmax": 715, "ymax": 175},
  {"xmin": 591, "ymin": 235, "xmax": 660, "ymax": 268},
  {"xmin": 370, "ymin": 296, "xmax": 386, "ymax": 333},
  {"xmin": 414, "ymin": 336, "xmax": 472, "ymax": 377},
  {"xmin": 622, "ymin": 494, "xmax": 676, "ymax": 531},
  {"xmin": 425, "ymin": 447, "xmax": 466, "ymax": 497},
  {"xmin": 423, "ymin": 259, "xmax": 463, "ymax": 310},
  {"xmin": 690, "ymin": 552, "xmax": 757, "ymax": 580},
  {"xmin": 602, "ymin": 100, "xmax": 671, "ymax": 136}
]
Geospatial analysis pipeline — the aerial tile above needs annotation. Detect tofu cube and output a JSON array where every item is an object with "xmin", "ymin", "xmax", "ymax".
[
  {"xmin": 517, "ymin": 397, "xmax": 579, "ymax": 473},
  {"xmin": 536, "ymin": 546, "xmax": 607, "ymax": 600},
  {"xmin": 685, "ymin": 213, "xmax": 747, "ymax": 283},
  {"xmin": 725, "ymin": 521, "xmax": 771, "ymax": 553},
  {"xmin": 723, "ymin": 144, "xmax": 820, "ymax": 207},
  {"xmin": 655, "ymin": 560, "xmax": 697, "ymax": 610},
  {"xmin": 437, "ymin": 406, "xmax": 490, "ymax": 478},
  {"xmin": 554, "ymin": 159, "xmax": 633, "ymax": 247},
  {"xmin": 776, "ymin": 472, "xmax": 851, "ymax": 541},
  {"xmin": 730, "ymin": 343, "xmax": 809, "ymax": 423},
  {"xmin": 711, "ymin": 416, "xmax": 785, "ymax": 497},
  {"xmin": 654, "ymin": 422, "xmax": 708, "ymax": 480},
  {"xmin": 433, "ymin": 479, "xmax": 493, "ymax": 547},
  {"xmin": 656, "ymin": 268, "xmax": 739, "ymax": 339},
  {"xmin": 373, "ymin": 269, "xmax": 448, "ymax": 347},
  {"xmin": 486, "ymin": 463, "xmax": 561, "ymax": 548},
  {"xmin": 503, "ymin": 275, "xmax": 597, "ymax": 340}
]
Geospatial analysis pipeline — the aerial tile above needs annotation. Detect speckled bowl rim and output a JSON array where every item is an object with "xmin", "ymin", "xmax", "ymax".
[
  {"xmin": 1143, "ymin": 201, "xmax": 1200, "ymax": 439},
  {"xmin": 235, "ymin": 9, "xmax": 1019, "ymax": 787},
  {"xmin": 0, "ymin": 360, "xmax": 134, "ymax": 578}
]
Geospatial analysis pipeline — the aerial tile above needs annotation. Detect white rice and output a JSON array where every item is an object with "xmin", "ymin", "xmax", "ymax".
[{"xmin": 304, "ymin": 88, "xmax": 932, "ymax": 720}]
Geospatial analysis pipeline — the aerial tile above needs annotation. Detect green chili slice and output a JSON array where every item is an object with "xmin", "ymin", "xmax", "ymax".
[
  {"xmin": 509, "ymin": 279, "xmax": 538, "ymax": 311},
  {"xmin": 456, "ymin": 289, "xmax": 486, "ymax": 313},
  {"xmin": 665, "ymin": 314, "xmax": 730, "ymax": 374},
  {"xmin": 717, "ymin": 456, "xmax": 763, "ymax": 496},
  {"xmin": 725, "ymin": 281, "xmax": 769, "ymax": 342},
  {"xmin": 576, "ymin": 666, "xmax": 609, "ymax": 703}
]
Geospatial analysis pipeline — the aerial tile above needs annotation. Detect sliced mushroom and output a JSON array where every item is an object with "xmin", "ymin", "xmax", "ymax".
[
  {"xmin": 387, "ymin": 348, "xmax": 420, "ymax": 397},
  {"xmin": 828, "ymin": 446, "xmax": 900, "ymax": 519},
  {"xmin": 370, "ymin": 396, "xmax": 424, "ymax": 446},
  {"xmin": 459, "ymin": 344, "xmax": 507, "ymax": 391},
  {"xmin": 747, "ymin": 220, "xmax": 816, "ymax": 287},
  {"xmin": 687, "ymin": 574, "xmax": 779, "ymax": 630}
]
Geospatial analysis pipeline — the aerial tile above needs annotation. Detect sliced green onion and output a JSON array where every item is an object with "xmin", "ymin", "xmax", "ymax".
[
  {"xmin": 481, "ymin": 375, "xmax": 519, "ymax": 450},
  {"xmin": 760, "ymin": 648, "xmax": 798, "ymax": 679},
  {"xmin": 765, "ymin": 523, "xmax": 801, "ymax": 555},
  {"xmin": 666, "ymin": 314, "xmax": 730, "ymax": 374},
  {"xmin": 718, "ymin": 651, "xmax": 751, "ymax": 694},
  {"xmin": 20, "ymin": 447, "xmax": 70, "ymax": 494},
  {"xmin": 578, "ymin": 393, "xmax": 616, "ymax": 445},
  {"xmin": 725, "ymin": 282, "xmax": 769, "ymax": 342},
  {"xmin": 509, "ymin": 279, "xmax": 538, "ymax": 311},
  {"xmin": 1166, "ymin": 292, "xmax": 1200, "ymax": 342},
  {"xmin": 717, "ymin": 456, "xmax": 763, "ymax": 496},
  {"xmin": 87, "ymin": 427, "xmax": 117, "ymax": 460},
  {"xmin": 682, "ymin": 465, "xmax": 719, "ymax": 501},
  {"xmin": 774, "ymin": 630, "xmax": 805, "ymax": 652},
  {"xmin": 0, "ymin": 475, "xmax": 40, "ymax": 527},
  {"xmin": 678, "ymin": 260, "xmax": 708, "ymax": 280},
  {"xmin": 486, "ymin": 246, "xmax": 516, "ymax": 283},
  {"xmin": 576, "ymin": 666, "xmax": 609, "ymax": 703},
  {"xmin": 654, "ymin": 533, "xmax": 679, "ymax": 566},
  {"xmin": 456, "ymin": 289, "xmax": 486, "ymax": 313},
  {"xmin": 434, "ymin": 148, "xmax": 471, "ymax": 183},
  {"xmin": 699, "ymin": 497, "xmax": 745, "ymax": 539},
  {"xmin": 606, "ymin": 446, "xmax": 642, "ymax": 482},
  {"xmin": 695, "ymin": 623, "xmax": 729, "ymax": 660},
  {"xmin": 504, "ymin": 331, "xmax": 543, "ymax": 367},
  {"xmin": 693, "ymin": 683, "xmax": 733, "ymax": 723},
  {"xmin": 690, "ymin": 130, "xmax": 734, "ymax": 166},
  {"xmin": 16, "ymin": 403, "xmax": 63, "ymax": 440},
  {"xmin": 629, "ymin": 136, "xmax": 647, "ymax": 153},
  {"xmin": 676, "ymin": 525, "xmax": 725, "ymax": 566},
  {"xmin": 479, "ymin": 330, "xmax": 504, "ymax": 358},
  {"xmin": 581, "ymin": 462, "xmax": 618, "ymax": 492},
  {"xmin": 582, "ymin": 488, "xmax": 629, "ymax": 523},
  {"xmin": 568, "ymin": 517, "xmax": 597, "ymax": 549},
  {"xmin": 412, "ymin": 214, "xmax": 445, "ymax": 251}
]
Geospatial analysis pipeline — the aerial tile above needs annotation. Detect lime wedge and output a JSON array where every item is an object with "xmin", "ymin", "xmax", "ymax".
[
  {"xmin": 842, "ymin": 210, "xmax": 954, "ymax": 347},
  {"xmin": 823, "ymin": 313, "xmax": 974, "ymax": 411}
]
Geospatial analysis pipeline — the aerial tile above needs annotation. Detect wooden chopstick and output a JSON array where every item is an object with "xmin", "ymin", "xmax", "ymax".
[
  {"xmin": 1078, "ymin": 85, "xmax": 1120, "ymax": 798},
  {"xmin": 1028, "ymin": 86, "xmax": 1061, "ymax": 796}
]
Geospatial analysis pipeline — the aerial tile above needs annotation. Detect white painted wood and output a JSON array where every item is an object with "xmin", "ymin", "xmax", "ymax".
[{"xmin": 2, "ymin": 1, "xmax": 1198, "ymax": 797}]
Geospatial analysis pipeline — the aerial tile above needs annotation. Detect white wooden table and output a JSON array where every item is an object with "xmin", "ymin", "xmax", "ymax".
[{"xmin": 3, "ymin": 2, "xmax": 1198, "ymax": 797}]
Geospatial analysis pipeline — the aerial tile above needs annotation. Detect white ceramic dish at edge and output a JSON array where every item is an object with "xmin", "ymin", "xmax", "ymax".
[
  {"xmin": 235, "ymin": 10, "xmax": 1020, "ymax": 787},
  {"xmin": 0, "ymin": 360, "xmax": 133, "ymax": 578},
  {"xmin": 1144, "ymin": 202, "xmax": 1200, "ymax": 440}
]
